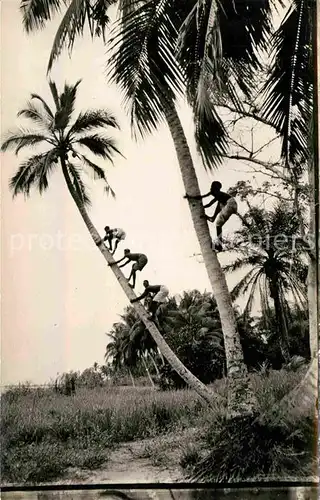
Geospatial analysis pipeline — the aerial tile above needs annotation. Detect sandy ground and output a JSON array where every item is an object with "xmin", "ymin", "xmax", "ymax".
[{"xmin": 60, "ymin": 431, "xmax": 188, "ymax": 484}]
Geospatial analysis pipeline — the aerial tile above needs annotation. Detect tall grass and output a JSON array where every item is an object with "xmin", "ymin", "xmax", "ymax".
[{"xmin": 1, "ymin": 370, "xmax": 316, "ymax": 484}]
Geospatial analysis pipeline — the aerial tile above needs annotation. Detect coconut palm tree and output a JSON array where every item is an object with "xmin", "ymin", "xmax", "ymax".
[
  {"xmin": 1, "ymin": 80, "xmax": 216, "ymax": 407},
  {"xmin": 224, "ymin": 203, "xmax": 308, "ymax": 363},
  {"xmin": 105, "ymin": 308, "xmax": 160, "ymax": 385},
  {"xmin": 102, "ymin": 0, "xmax": 271, "ymax": 419},
  {"xmin": 260, "ymin": 0, "xmax": 318, "ymax": 415}
]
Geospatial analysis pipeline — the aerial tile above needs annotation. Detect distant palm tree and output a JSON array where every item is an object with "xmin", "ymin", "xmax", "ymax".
[
  {"xmin": 224, "ymin": 203, "xmax": 308, "ymax": 362},
  {"xmin": 2, "ymin": 81, "xmax": 215, "ymax": 407}
]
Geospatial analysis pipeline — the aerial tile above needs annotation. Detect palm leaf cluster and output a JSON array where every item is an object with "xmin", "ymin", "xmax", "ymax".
[
  {"xmin": 261, "ymin": 0, "xmax": 314, "ymax": 166},
  {"xmin": 19, "ymin": 0, "xmax": 276, "ymax": 170},
  {"xmin": 108, "ymin": 0, "xmax": 275, "ymax": 168},
  {"xmin": 20, "ymin": 0, "xmax": 117, "ymax": 71},
  {"xmin": 105, "ymin": 290, "xmax": 226, "ymax": 383},
  {"xmin": 1, "ymin": 81, "xmax": 122, "ymax": 203},
  {"xmin": 224, "ymin": 203, "xmax": 308, "ymax": 329}
]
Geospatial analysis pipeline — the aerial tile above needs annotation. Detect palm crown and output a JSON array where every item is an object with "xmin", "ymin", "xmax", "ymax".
[
  {"xmin": 224, "ymin": 203, "xmax": 308, "ymax": 361},
  {"xmin": 1, "ymin": 80, "xmax": 122, "ymax": 204},
  {"xmin": 261, "ymin": 0, "xmax": 314, "ymax": 166},
  {"xmin": 224, "ymin": 203, "xmax": 307, "ymax": 327}
]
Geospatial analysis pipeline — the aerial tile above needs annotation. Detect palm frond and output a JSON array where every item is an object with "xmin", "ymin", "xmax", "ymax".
[
  {"xmin": 20, "ymin": 0, "xmax": 62, "ymax": 33},
  {"xmin": 194, "ymin": 103, "xmax": 228, "ymax": 169},
  {"xmin": 230, "ymin": 267, "xmax": 260, "ymax": 301},
  {"xmin": 47, "ymin": 0, "xmax": 88, "ymax": 72},
  {"xmin": 37, "ymin": 149, "xmax": 59, "ymax": 193},
  {"xmin": 47, "ymin": 0, "xmax": 115, "ymax": 72},
  {"xmin": 54, "ymin": 80, "xmax": 81, "ymax": 129},
  {"xmin": 79, "ymin": 153, "xmax": 116, "ymax": 197},
  {"xmin": 31, "ymin": 93, "xmax": 55, "ymax": 118},
  {"xmin": 68, "ymin": 109, "xmax": 120, "ymax": 137},
  {"xmin": 223, "ymin": 257, "xmax": 253, "ymax": 274},
  {"xmin": 9, "ymin": 151, "xmax": 57, "ymax": 197},
  {"xmin": 260, "ymin": 0, "xmax": 313, "ymax": 165},
  {"xmin": 242, "ymin": 271, "xmax": 263, "ymax": 320},
  {"xmin": 17, "ymin": 101, "xmax": 53, "ymax": 129},
  {"xmin": 75, "ymin": 134, "xmax": 122, "ymax": 161},
  {"xmin": 176, "ymin": 0, "xmax": 273, "ymax": 108},
  {"xmin": 1, "ymin": 129, "xmax": 52, "ymax": 154},
  {"xmin": 107, "ymin": 0, "xmax": 185, "ymax": 138},
  {"xmin": 49, "ymin": 80, "xmax": 60, "ymax": 110},
  {"xmin": 67, "ymin": 163, "xmax": 91, "ymax": 207}
]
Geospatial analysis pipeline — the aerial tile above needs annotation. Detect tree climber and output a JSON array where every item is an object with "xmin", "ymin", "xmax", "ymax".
[
  {"xmin": 110, "ymin": 249, "xmax": 148, "ymax": 288},
  {"xmin": 103, "ymin": 226, "xmax": 126, "ymax": 254},
  {"xmin": 130, "ymin": 280, "xmax": 169, "ymax": 320},
  {"xmin": 184, "ymin": 181, "xmax": 237, "ymax": 252}
]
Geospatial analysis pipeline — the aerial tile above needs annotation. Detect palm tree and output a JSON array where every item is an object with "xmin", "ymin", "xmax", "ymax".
[
  {"xmin": 17, "ymin": 0, "xmax": 277, "ymax": 419},
  {"xmin": 2, "ymin": 81, "xmax": 216, "ymax": 407},
  {"xmin": 260, "ymin": 0, "xmax": 318, "ymax": 415},
  {"xmin": 101, "ymin": 0, "xmax": 274, "ymax": 419},
  {"xmin": 224, "ymin": 203, "xmax": 308, "ymax": 363},
  {"xmin": 109, "ymin": 307, "xmax": 158, "ymax": 384}
]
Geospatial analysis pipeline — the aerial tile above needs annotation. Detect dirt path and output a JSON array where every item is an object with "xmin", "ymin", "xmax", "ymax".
[{"xmin": 59, "ymin": 429, "xmax": 198, "ymax": 484}]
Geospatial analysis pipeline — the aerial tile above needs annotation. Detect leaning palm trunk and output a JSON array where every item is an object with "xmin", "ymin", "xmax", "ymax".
[
  {"xmin": 60, "ymin": 157, "xmax": 216, "ymax": 408},
  {"xmin": 265, "ymin": 356, "xmax": 318, "ymax": 422},
  {"xmin": 164, "ymin": 102, "xmax": 257, "ymax": 419}
]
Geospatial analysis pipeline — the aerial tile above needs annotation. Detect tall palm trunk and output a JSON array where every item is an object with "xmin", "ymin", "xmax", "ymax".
[
  {"xmin": 290, "ymin": 169, "xmax": 317, "ymax": 360},
  {"xmin": 270, "ymin": 278, "xmax": 291, "ymax": 363},
  {"xmin": 307, "ymin": 132, "xmax": 318, "ymax": 360},
  {"xmin": 164, "ymin": 102, "xmax": 257, "ymax": 419},
  {"xmin": 60, "ymin": 157, "xmax": 216, "ymax": 408}
]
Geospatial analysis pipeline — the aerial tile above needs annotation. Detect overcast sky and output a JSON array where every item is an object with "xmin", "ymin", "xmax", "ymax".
[{"xmin": 1, "ymin": 1, "xmax": 283, "ymax": 386}]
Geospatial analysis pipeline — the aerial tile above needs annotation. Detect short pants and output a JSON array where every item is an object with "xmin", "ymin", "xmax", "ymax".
[
  {"xmin": 132, "ymin": 255, "xmax": 148, "ymax": 271},
  {"xmin": 216, "ymin": 198, "xmax": 237, "ymax": 227},
  {"xmin": 153, "ymin": 286, "xmax": 169, "ymax": 303},
  {"xmin": 113, "ymin": 229, "xmax": 126, "ymax": 240}
]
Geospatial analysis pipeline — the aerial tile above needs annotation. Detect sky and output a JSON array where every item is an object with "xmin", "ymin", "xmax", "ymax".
[{"xmin": 1, "ymin": 1, "xmax": 283, "ymax": 386}]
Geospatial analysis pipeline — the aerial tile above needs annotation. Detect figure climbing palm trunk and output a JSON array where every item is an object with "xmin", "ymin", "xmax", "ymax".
[
  {"xmin": 1, "ymin": 80, "xmax": 216, "ymax": 409},
  {"xmin": 165, "ymin": 103, "xmax": 257, "ymax": 419},
  {"xmin": 60, "ymin": 156, "xmax": 216, "ymax": 407}
]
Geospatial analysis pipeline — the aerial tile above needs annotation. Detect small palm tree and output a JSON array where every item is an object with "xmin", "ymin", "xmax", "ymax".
[
  {"xmin": 2, "ymin": 80, "xmax": 120, "ymax": 200},
  {"xmin": 224, "ymin": 203, "xmax": 308, "ymax": 363},
  {"xmin": 105, "ymin": 308, "xmax": 158, "ymax": 385},
  {"xmin": 2, "ymin": 80, "xmax": 215, "ymax": 407}
]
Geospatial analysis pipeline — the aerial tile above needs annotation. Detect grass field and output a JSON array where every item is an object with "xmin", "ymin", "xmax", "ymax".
[{"xmin": 1, "ymin": 370, "xmax": 317, "ymax": 484}]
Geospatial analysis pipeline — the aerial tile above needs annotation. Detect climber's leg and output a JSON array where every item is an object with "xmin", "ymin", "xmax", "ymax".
[{"xmin": 112, "ymin": 238, "xmax": 120, "ymax": 255}]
